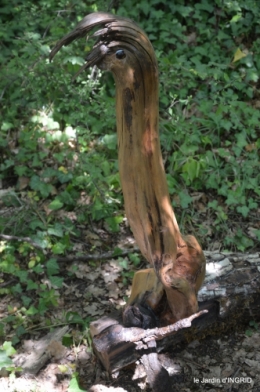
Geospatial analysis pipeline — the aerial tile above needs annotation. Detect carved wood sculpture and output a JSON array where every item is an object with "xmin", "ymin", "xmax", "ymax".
[{"xmin": 50, "ymin": 12, "xmax": 206, "ymax": 329}]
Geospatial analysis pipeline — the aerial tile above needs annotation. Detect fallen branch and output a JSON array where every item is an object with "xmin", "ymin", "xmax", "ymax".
[
  {"xmin": 0, "ymin": 278, "xmax": 17, "ymax": 288},
  {"xmin": 56, "ymin": 248, "xmax": 139, "ymax": 262},
  {"xmin": 0, "ymin": 234, "xmax": 44, "ymax": 250},
  {"xmin": 117, "ymin": 310, "xmax": 207, "ymax": 344}
]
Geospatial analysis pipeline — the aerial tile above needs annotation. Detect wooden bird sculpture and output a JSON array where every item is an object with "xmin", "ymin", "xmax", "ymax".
[{"xmin": 50, "ymin": 12, "xmax": 206, "ymax": 327}]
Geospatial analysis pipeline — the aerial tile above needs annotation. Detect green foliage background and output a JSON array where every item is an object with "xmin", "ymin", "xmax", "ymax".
[{"xmin": 0, "ymin": 0, "xmax": 260, "ymax": 343}]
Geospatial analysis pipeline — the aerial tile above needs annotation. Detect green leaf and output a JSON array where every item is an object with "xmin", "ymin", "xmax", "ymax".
[
  {"xmin": 119, "ymin": 258, "xmax": 129, "ymax": 270},
  {"xmin": 31, "ymin": 232, "xmax": 49, "ymax": 249},
  {"xmin": 178, "ymin": 191, "xmax": 192, "ymax": 209},
  {"xmin": 30, "ymin": 175, "xmax": 53, "ymax": 197},
  {"xmin": 1, "ymin": 122, "xmax": 13, "ymax": 131},
  {"xmin": 48, "ymin": 226, "xmax": 64, "ymax": 237},
  {"xmin": 112, "ymin": 247, "xmax": 123, "ymax": 256},
  {"xmin": 245, "ymin": 329, "xmax": 253, "ymax": 337},
  {"xmin": 105, "ymin": 216, "xmax": 124, "ymax": 232},
  {"xmin": 100, "ymin": 134, "xmax": 117, "ymax": 150},
  {"xmin": 27, "ymin": 279, "xmax": 38, "ymax": 290},
  {"xmin": 21, "ymin": 295, "xmax": 32, "ymax": 306},
  {"xmin": 129, "ymin": 253, "xmax": 141, "ymax": 266},
  {"xmin": 33, "ymin": 264, "xmax": 44, "ymax": 274},
  {"xmin": 48, "ymin": 199, "xmax": 64, "ymax": 211},
  {"xmin": 29, "ymin": 219, "xmax": 45, "ymax": 230},
  {"xmin": 237, "ymin": 205, "xmax": 249, "ymax": 218},
  {"xmin": 15, "ymin": 270, "xmax": 28, "ymax": 282},
  {"xmin": 63, "ymin": 56, "xmax": 85, "ymax": 65},
  {"xmin": 66, "ymin": 312, "xmax": 85, "ymax": 325},
  {"xmin": 52, "ymin": 242, "xmax": 67, "ymax": 255},
  {"xmin": 0, "ymin": 350, "xmax": 13, "ymax": 370},
  {"xmin": 26, "ymin": 306, "xmax": 39, "ymax": 315},
  {"xmin": 62, "ymin": 334, "xmax": 73, "ymax": 347},
  {"xmin": 49, "ymin": 276, "xmax": 64, "ymax": 288},
  {"xmin": 68, "ymin": 373, "xmax": 87, "ymax": 392},
  {"xmin": 3, "ymin": 342, "xmax": 16, "ymax": 357},
  {"xmin": 46, "ymin": 258, "xmax": 60, "ymax": 275},
  {"xmin": 182, "ymin": 158, "xmax": 201, "ymax": 182},
  {"xmin": 15, "ymin": 326, "xmax": 27, "ymax": 338}
]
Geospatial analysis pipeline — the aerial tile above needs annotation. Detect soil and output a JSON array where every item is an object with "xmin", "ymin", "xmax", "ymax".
[{"xmin": 0, "ymin": 231, "xmax": 259, "ymax": 392}]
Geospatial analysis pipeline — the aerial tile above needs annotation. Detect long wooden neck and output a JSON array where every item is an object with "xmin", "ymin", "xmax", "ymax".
[
  {"xmin": 50, "ymin": 12, "xmax": 206, "ymax": 322},
  {"xmin": 109, "ymin": 42, "xmax": 181, "ymax": 275}
]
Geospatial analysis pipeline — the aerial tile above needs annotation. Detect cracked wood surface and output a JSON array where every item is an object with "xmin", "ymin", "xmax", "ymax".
[
  {"xmin": 50, "ymin": 12, "xmax": 205, "ymax": 323},
  {"xmin": 90, "ymin": 251, "xmax": 260, "ymax": 373}
]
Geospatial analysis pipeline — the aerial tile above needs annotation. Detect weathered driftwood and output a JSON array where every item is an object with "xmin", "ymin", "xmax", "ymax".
[
  {"xmin": 49, "ymin": 14, "xmax": 260, "ymax": 384},
  {"xmin": 50, "ymin": 12, "xmax": 206, "ymax": 326},
  {"xmin": 14, "ymin": 326, "xmax": 69, "ymax": 375},
  {"xmin": 90, "ymin": 251, "xmax": 260, "ymax": 373}
]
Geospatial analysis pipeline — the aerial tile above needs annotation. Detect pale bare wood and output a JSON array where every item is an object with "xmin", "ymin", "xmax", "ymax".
[
  {"xmin": 50, "ymin": 12, "xmax": 206, "ymax": 323},
  {"xmin": 50, "ymin": 16, "xmax": 260, "ymax": 387},
  {"xmin": 15, "ymin": 326, "xmax": 69, "ymax": 375}
]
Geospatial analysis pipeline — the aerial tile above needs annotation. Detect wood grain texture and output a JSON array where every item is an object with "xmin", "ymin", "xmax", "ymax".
[
  {"xmin": 89, "ymin": 251, "xmax": 260, "ymax": 373},
  {"xmin": 50, "ymin": 12, "xmax": 206, "ymax": 323}
]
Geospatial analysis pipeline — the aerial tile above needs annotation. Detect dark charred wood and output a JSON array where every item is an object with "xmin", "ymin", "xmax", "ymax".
[
  {"xmin": 141, "ymin": 340, "xmax": 173, "ymax": 392},
  {"xmin": 90, "ymin": 251, "xmax": 260, "ymax": 373}
]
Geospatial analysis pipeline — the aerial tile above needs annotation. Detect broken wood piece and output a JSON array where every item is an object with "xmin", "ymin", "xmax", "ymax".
[
  {"xmin": 14, "ymin": 326, "xmax": 69, "ymax": 375},
  {"xmin": 90, "ymin": 251, "xmax": 260, "ymax": 373},
  {"xmin": 141, "ymin": 339, "xmax": 172, "ymax": 392},
  {"xmin": 91, "ymin": 311, "xmax": 207, "ymax": 373}
]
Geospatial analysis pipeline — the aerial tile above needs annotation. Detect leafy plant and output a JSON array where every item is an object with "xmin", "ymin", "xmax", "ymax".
[
  {"xmin": 245, "ymin": 320, "xmax": 259, "ymax": 337},
  {"xmin": 0, "ymin": 0, "xmax": 260, "ymax": 345},
  {"xmin": 68, "ymin": 372, "xmax": 87, "ymax": 392},
  {"xmin": 0, "ymin": 341, "xmax": 21, "ymax": 374}
]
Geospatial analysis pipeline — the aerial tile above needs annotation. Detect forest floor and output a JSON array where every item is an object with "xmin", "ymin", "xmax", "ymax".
[{"xmin": 0, "ymin": 228, "xmax": 260, "ymax": 392}]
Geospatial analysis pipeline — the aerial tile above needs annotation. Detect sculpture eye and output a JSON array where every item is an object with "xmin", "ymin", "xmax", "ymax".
[{"xmin": 116, "ymin": 49, "xmax": 126, "ymax": 59}]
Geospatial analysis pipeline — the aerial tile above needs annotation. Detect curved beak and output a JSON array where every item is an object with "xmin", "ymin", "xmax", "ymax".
[{"xmin": 49, "ymin": 12, "xmax": 118, "ymax": 61}]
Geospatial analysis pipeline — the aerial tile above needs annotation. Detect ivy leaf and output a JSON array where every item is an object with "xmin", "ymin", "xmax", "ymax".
[
  {"xmin": 0, "ymin": 350, "xmax": 13, "ymax": 370},
  {"xmin": 48, "ymin": 226, "xmax": 64, "ymax": 237},
  {"xmin": 52, "ymin": 243, "xmax": 67, "ymax": 254},
  {"xmin": 30, "ymin": 175, "xmax": 53, "ymax": 197},
  {"xmin": 182, "ymin": 158, "xmax": 201, "ymax": 182},
  {"xmin": 237, "ymin": 205, "xmax": 249, "ymax": 218},
  {"xmin": 179, "ymin": 191, "xmax": 192, "ymax": 209},
  {"xmin": 46, "ymin": 258, "xmax": 60, "ymax": 275},
  {"xmin": 49, "ymin": 276, "xmax": 64, "ymax": 288},
  {"xmin": 49, "ymin": 199, "xmax": 64, "ymax": 211},
  {"xmin": 68, "ymin": 373, "xmax": 87, "ymax": 392},
  {"xmin": 2, "ymin": 342, "xmax": 16, "ymax": 357},
  {"xmin": 105, "ymin": 216, "xmax": 124, "ymax": 232},
  {"xmin": 232, "ymin": 48, "xmax": 247, "ymax": 63}
]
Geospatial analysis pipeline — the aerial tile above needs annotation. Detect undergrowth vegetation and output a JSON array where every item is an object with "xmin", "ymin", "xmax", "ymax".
[{"xmin": 0, "ymin": 0, "xmax": 260, "ymax": 353}]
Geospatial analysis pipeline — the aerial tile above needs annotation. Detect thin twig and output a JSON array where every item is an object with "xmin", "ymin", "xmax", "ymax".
[
  {"xmin": 0, "ymin": 234, "xmax": 44, "ymax": 250},
  {"xmin": 0, "ymin": 233, "xmax": 139, "ymax": 260},
  {"xmin": 229, "ymin": 366, "xmax": 241, "ymax": 392},
  {"xmin": 0, "ymin": 279, "xmax": 17, "ymax": 288},
  {"xmin": 56, "ymin": 247, "xmax": 139, "ymax": 262}
]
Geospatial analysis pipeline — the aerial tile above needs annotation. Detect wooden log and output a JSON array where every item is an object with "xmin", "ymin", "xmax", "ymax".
[{"xmin": 90, "ymin": 251, "xmax": 260, "ymax": 373}]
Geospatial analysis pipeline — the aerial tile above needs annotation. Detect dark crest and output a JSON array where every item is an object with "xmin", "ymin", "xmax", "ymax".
[{"xmin": 50, "ymin": 12, "xmax": 156, "ymax": 78}]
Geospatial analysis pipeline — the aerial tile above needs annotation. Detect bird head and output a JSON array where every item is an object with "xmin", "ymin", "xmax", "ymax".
[{"xmin": 50, "ymin": 12, "xmax": 158, "ymax": 88}]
